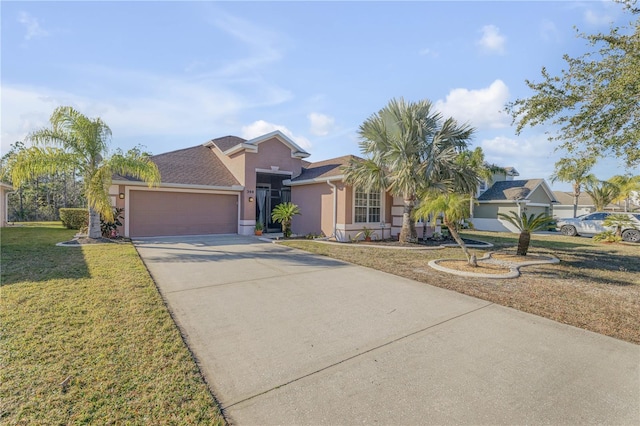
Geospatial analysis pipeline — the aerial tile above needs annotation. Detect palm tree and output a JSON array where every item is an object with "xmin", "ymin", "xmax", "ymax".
[
  {"xmin": 10, "ymin": 106, "xmax": 160, "ymax": 238},
  {"xmin": 609, "ymin": 174, "xmax": 640, "ymax": 212},
  {"xmin": 343, "ymin": 98, "xmax": 476, "ymax": 243},
  {"xmin": 584, "ymin": 180, "xmax": 621, "ymax": 211},
  {"xmin": 456, "ymin": 147, "xmax": 505, "ymax": 218},
  {"xmin": 271, "ymin": 202, "xmax": 301, "ymax": 238},
  {"xmin": 414, "ymin": 192, "xmax": 477, "ymax": 266},
  {"xmin": 550, "ymin": 158, "xmax": 597, "ymax": 218},
  {"xmin": 602, "ymin": 214, "xmax": 638, "ymax": 238},
  {"xmin": 497, "ymin": 211, "xmax": 555, "ymax": 256}
]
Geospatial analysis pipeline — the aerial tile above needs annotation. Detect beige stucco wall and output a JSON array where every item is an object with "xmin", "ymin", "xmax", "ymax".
[
  {"xmin": 527, "ymin": 186, "xmax": 552, "ymax": 204},
  {"xmin": 292, "ymin": 182, "xmax": 334, "ymax": 237}
]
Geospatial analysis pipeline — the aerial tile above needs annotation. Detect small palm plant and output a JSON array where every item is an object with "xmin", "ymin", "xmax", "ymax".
[
  {"xmin": 497, "ymin": 211, "xmax": 555, "ymax": 256},
  {"xmin": 271, "ymin": 202, "xmax": 301, "ymax": 238},
  {"xmin": 602, "ymin": 214, "xmax": 638, "ymax": 238},
  {"xmin": 414, "ymin": 192, "xmax": 477, "ymax": 267}
]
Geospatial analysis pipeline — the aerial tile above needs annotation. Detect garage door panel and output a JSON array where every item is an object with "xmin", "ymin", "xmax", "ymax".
[{"xmin": 129, "ymin": 191, "xmax": 237, "ymax": 237}]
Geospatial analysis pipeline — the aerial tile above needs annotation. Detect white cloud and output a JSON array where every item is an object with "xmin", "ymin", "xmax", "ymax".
[
  {"xmin": 476, "ymin": 25, "xmax": 506, "ymax": 55},
  {"xmin": 0, "ymin": 68, "xmax": 293, "ymax": 155},
  {"xmin": 435, "ymin": 80, "xmax": 510, "ymax": 129},
  {"xmin": 18, "ymin": 11, "xmax": 49, "ymax": 41},
  {"xmin": 418, "ymin": 47, "xmax": 439, "ymax": 58},
  {"xmin": 584, "ymin": 9, "xmax": 613, "ymax": 26},
  {"xmin": 307, "ymin": 113, "xmax": 335, "ymax": 136},
  {"xmin": 539, "ymin": 19, "xmax": 561, "ymax": 42},
  {"xmin": 241, "ymin": 120, "xmax": 312, "ymax": 150},
  {"xmin": 480, "ymin": 135, "xmax": 559, "ymax": 180}
]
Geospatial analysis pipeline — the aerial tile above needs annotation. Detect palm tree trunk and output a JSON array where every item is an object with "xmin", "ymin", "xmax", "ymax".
[
  {"xmin": 572, "ymin": 184, "xmax": 579, "ymax": 218},
  {"xmin": 88, "ymin": 207, "xmax": 101, "ymax": 238},
  {"xmin": 517, "ymin": 231, "xmax": 531, "ymax": 256},
  {"xmin": 446, "ymin": 219, "xmax": 477, "ymax": 267},
  {"xmin": 399, "ymin": 196, "xmax": 416, "ymax": 243}
]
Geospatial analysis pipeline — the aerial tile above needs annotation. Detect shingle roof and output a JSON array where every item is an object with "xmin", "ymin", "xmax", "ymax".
[
  {"xmin": 478, "ymin": 179, "xmax": 544, "ymax": 201},
  {"xmin": 209, "ymin": 135, "xmax": 246, "ymax": 152},
  {"xmin": 115, "ymin": 145, "xmax": 240, "ymax": 187},
  {"xmin": 552, "ymin": 191, "xmax": 594, "ymax": 206},
  {"xmin": 291, "ymin": 155, "xmax": 360, "ymax": 182}
]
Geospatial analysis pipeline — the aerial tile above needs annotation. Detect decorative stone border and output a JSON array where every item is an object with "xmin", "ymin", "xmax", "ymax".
[{"xmin": 427, "ymin": 252, "xmax": 560, "ymax": 279}]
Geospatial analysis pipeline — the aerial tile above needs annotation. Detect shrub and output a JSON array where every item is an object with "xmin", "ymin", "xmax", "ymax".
[
  {"xmin": 593, "ymin": 230, "xmax": 622, "ymax": 243},
  {"xmin": 101, "ymin": 208, "xmax": 124, "ymax": 238},
  {"xmin": 59, "ymin": 208, "xmax": 88, "ymax": 230}
]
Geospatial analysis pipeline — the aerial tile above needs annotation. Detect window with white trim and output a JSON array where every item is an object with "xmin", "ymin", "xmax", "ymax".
[{"xmin": 354, "ymin": 188, "xmax": 381, "ymax": 223}]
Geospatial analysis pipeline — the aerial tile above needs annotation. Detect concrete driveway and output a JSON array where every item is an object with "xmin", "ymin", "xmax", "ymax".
[{"xmin": 134, "ymin": 235, "xmax": 639, "ymax": 425}]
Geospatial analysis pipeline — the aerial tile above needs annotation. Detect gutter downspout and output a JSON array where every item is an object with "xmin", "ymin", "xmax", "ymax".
[{"xmin": 327, "ymin": 180, "xmax": 337, "ymax": 239}]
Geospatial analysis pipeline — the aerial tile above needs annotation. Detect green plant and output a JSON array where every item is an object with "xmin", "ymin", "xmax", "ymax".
[
  {"xmin": 497, "ymin": 211, "xmax": 556, "ymax": 256},
  {"xmin": 271, "ymin": 202, "xmax": 301, "ymax": 238},
  {"xmin": 602, "ymin": 213, "xmax": 638, "ymax": 237},
  {"xmin": 59, "ymin": 207, "xmax": 89, "ymax": 229},
  {"xmin": 101, "ymin": 207, "xmax": 124, "ymax": 238},
  {"xmin": 255, "ymin": 220, "xmax": 264, "ymax": 231},
  {"xmin": 354, "ymin": 226, "xmax": 375, "ymax": 242},
  {"xmin": 10, "ymin": 106, "xmax": 160, "ymax": 238},
  {"xmin": 593, "ymin": 230, "xmax": 623, "ymax": 243}
]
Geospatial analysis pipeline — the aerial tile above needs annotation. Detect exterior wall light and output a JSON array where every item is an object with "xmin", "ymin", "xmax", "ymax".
[
  {"xmin": 248, "ymin": 196, "xmax": 254, "ymax": 202},
  {"xmin": 119, "ymin": 193, "xmax": 125, "ymax": 199}
]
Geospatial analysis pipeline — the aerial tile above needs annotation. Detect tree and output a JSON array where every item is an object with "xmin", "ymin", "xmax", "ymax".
[
  {"xmin": 10, "ymin": 106, "xmax": 160, "ymax": 238},
  {"xmin": 414, "ymin": 192, "xmax": 477, "ymax": 266},
  {"xmin": 456, "ymin": 147, "xmax": 505, "ymax": 218},
  {"xmin": 497, "ymin": 211, "xmax": 556, "ymax": 256},
  {"xmin": 343, "ymin": 98, "xmax": 476, "ymax": 243},
  {"xmin": 609, "ymin": 174, "xmax": 640, "ymax": 211},
  {"xmin": 271, "ymin": 202, "xmax": 300, "ymax": 238},
  {"xmin": 549, "ymin": 158, "xmax": 597, "ymax": 218},
  {"xmin": 506, "ymin": 1, "xmax": 640, "ymax": 167},
  {"xmin": 584, "ymin": 180, "xmax": 621, "ymax": 211}
]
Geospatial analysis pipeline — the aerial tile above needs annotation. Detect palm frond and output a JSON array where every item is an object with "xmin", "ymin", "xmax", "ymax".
[{"xmin": 10, "ymin": 147, "xmax": 79, "ymax": 188}]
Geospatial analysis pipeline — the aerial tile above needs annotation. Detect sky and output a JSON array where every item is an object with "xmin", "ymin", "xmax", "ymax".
[{"xmin": 2, "ymin": 0, "xmax": 638, "ymax": 191}]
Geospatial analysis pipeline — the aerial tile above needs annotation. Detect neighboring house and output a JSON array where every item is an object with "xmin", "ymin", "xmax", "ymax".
[
  {"xmin": 113, "ymin": 131, "xmax": 401, "ymax": 240},
  {"xmin": 1, "ymin": 182, "xmax": 13, "ymax": 227},
  {"xmin": 471, "ymin": 179, "xmax": 557, "ymax": 232},
  {"xmin": 551, "ymin": 191, "xmax": 596, "ymax": 218},
  {"xmin": 552, "ymin": 191, "xmax": 638, "ymax": 217}
]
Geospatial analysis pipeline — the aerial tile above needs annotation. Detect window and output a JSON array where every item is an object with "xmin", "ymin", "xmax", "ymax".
[{"xmin": 354, "ymin": 188, "xmax": 381, "ymax": 223}]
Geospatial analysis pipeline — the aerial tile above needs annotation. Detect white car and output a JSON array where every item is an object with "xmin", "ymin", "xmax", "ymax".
[{"xmin": 557, "ymin": 212, "xmax": 640, "ymax": 242}]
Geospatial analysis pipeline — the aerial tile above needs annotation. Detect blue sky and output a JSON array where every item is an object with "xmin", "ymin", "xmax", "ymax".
[{"xmin": 2, "ymin": 1, "xmax": 638, "ymax": 191}]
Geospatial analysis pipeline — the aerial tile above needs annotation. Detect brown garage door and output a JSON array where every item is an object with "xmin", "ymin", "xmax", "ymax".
[{"xmin": 129, "ymin": 191, "xmax": 238, "ymax": 237}]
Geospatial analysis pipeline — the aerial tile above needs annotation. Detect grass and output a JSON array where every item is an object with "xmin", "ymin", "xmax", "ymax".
[
  {"xmin": 0, "ymin": 223, "xmax": 225, "ymax": 425},
  {"xmin": 281, "ymin": 230, "xmax": 640, "ymax": 344}
]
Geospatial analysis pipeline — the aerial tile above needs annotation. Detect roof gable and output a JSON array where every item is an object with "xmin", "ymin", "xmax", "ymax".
[
  {"xmin": 478, "ymin": 179, "xmax": 556, "ymax": 202},
  {"xmin": 207, "ymin": 130, "xmax": 311, "ymax": 159}
]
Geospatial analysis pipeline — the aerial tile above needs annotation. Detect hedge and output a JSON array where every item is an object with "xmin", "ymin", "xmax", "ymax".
[{"xmin": 59, "ymin": 208, "xmax": 88, "ymax": 230}]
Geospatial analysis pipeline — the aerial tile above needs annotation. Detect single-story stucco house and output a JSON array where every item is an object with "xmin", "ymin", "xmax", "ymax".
[
  {"xmin": 113, "ymin": 131, "xmax": 423, "ymax": 241},
  {"xmin": 471, "ymin": 178, "xmax": 558, "ymax": 233},
  {"xmin": 1, "ymin": 182, "xmax": 14, "ymax": 227}
]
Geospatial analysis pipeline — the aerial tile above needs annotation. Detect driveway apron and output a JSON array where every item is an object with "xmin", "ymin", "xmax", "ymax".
[{"xmin": 134, "ymin": 235, "xmax": 639, "ymax": 425}]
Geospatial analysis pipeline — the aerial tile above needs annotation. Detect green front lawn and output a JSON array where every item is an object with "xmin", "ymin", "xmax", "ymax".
[
  {"xmin": 0, "ymin": 224, "xmax": 224, "ymax": 425},
  {"xmin": 282, "ymin": 230, "xmax": 640, "ymax": 344}
]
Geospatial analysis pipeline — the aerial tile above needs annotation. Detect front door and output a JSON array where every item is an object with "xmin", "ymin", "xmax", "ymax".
[{"xmin": 256, "ymin": 173, "xmax": 292, "ymax": 233}]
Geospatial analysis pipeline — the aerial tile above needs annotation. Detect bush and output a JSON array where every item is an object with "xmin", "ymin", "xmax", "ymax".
[
  {"xmin": 101, "ymin": 208, "xmax": 124, "ymax": 238},
  {"xmin": 593, "ymin": 230, "xmax": 622, "ymax": 243},
  {"xmin": 59, "ymin": 208, "xmax": 88, "ymax": 230}
]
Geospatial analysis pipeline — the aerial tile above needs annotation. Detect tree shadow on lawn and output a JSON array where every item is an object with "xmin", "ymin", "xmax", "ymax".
[{"xmin": 0, "ymin": 227, "xmax": 91, "ymax": 285}]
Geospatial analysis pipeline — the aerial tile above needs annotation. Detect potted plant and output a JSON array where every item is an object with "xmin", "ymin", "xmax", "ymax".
[
  {"xmin": 354, "ymin": 226, "xmax": 374, "ymax": 242},
  {"xmin": 254, "ymin": 221, "xmax": 264, "ymax": 236}
]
